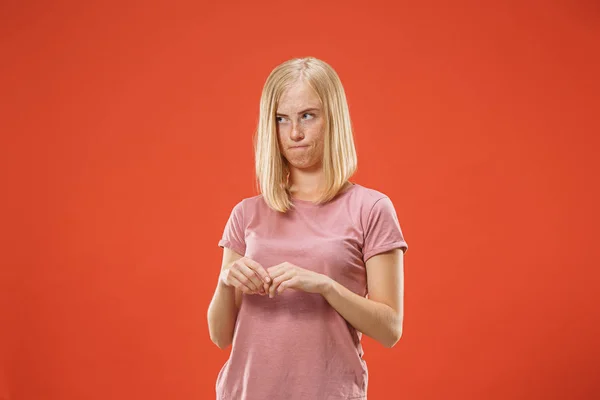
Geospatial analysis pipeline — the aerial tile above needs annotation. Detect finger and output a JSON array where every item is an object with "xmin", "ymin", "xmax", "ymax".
[
  {"xmin": 266, "ymin": 268, "xmax": 290, "ymax": 297},
  {"xmin": 237, "ymin": 262, "xmax": 265, "ymax": 292},
  {"xmin": 235, "ymin": 260, "xmax": 266, "ymax": 293},
  {"xmin": 269, "ymin": 270, "xmax": 295, "ymax": 298},
  {"xmin": 278, "ymin": 276, "xmax": 301, "ymax": 294},
  {"xmin": 267, "ymin": 262, "xmax": 287, "ymax": 276},
  {"xmin": 227, "ymin": 272, "xmax": 254, "ymax": 294},
  {"xmin": 267, "ymin": 266, "xmax": 288, "ymax": 280},
  {"xmin": 229, "ymin": 268, "xmax": 259, "ymax": 293},
  {"xmin": 267, "ymin": 263, "xmax": 292, "ymax": 281},
  {"xmin": 244, "ymin": 258, "xmax": 271, "ymax": 284}
]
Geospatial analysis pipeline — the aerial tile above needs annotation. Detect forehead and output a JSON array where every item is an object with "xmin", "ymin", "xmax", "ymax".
[{"xmin": 276, "ymin": 80, "xmax": 321, "ymax": 112}]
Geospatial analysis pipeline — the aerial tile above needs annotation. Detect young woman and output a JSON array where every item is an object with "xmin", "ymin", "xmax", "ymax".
[{"xmin": 207, "ymin": 56, "xmax": 409, "ymax": 400}]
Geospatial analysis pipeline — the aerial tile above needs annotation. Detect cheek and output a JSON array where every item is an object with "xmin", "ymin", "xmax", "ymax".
[
  {"xmin": 308, "ymin": 120, "xmax": 325, "ymax": 140},
  {"xmin": 277, "ymin": 129, "xmax": 287, "ymax": 147},
  {"xmin": 314, "ymin": 124, "xmax": 326, "ymax": 147}
]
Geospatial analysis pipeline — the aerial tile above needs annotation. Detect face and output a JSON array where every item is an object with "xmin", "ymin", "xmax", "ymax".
[{"xmin": 275, "ymin": 79, "xmax": 326, "ymax": 172}]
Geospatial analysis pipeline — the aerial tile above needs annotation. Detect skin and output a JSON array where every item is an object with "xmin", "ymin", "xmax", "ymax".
[
  {"xmin": 207, "ymin": 79, "xmax": 404, "ymax": 349},
  {"xmin": 275, "ymin": 78, "xmax": 326, "ymax": 198}
]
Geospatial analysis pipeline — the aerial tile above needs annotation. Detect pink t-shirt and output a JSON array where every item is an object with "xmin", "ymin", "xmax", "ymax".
[{"xmin": 216, "ymin": 183, "xmax": 408, "ymax": 400}]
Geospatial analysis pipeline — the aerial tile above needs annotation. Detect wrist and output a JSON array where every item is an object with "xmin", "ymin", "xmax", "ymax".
[
  {"xmin": 319, "ymin": 275, "xmax": 336, "ymax": 297},
  {"xmin": 218, "ymin": 271, "xmax": 235, "ymax": 291}
]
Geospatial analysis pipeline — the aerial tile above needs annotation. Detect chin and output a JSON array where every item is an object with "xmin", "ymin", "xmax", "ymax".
[{"xmin": 288, "ymin": 160, "xmax": 320, "ymax": 171}]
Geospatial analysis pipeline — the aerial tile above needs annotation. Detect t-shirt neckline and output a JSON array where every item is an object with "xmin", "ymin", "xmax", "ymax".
[{"xmin": 291, "ymin": 182, "xmax": 358, "ymax": 207}]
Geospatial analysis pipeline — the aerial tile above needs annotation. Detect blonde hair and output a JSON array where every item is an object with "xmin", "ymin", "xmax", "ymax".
[{"xmin": 254, "ymin": 57, "xmax": 358, "ymax": 213}]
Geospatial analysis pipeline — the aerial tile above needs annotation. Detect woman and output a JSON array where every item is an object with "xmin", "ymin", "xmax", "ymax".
[{"xmin": 207, "ymin": 56, "xmax": 408, "ymax": 400}]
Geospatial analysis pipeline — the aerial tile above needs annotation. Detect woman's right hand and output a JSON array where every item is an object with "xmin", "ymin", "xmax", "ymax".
[{"xmin": 220, "ymin": 257, "xmax": 271, "ymax": 295}]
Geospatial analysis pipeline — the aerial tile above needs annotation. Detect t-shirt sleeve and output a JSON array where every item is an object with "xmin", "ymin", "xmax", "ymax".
[
  {"xmin": 218, "ymin": 200, "xmax": 246, "ymax": 256},
  {"xmin": 362, "ymin": 196, "xmax": 408, "ymax": 263}
]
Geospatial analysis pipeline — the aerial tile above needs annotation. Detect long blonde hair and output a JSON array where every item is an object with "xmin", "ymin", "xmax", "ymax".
[{"xmin": 254, "ymin": 57, "xmax": 357, "ymax": 212}]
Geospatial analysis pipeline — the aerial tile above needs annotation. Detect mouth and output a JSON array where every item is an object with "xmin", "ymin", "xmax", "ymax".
[{"xmin": 290, "ymin": 145, "xmax": 309, "ymax": 149}]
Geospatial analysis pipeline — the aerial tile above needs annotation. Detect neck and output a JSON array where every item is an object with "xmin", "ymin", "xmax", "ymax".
[{"xmin": 288, "ymin": 166, "xmax": 325, "ymax": 199}]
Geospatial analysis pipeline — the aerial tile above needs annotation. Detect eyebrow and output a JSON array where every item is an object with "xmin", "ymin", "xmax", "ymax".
[{"xmin": 275, "ymin": 108, "xmax": 320, "ymax": 117}]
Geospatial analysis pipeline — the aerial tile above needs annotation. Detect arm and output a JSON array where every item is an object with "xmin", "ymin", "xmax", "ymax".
[
  {"xmin": 321, "ymin": 248, "xmax": 404, "ymax": 348},
  {"xmin": 206, "ymin": 247, "xmax": 244, "ymax": 349}
]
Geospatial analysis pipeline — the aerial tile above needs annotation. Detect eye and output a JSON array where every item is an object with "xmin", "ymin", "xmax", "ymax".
[
  {"xmin": 302, "ymin": 113, "xmax": 314, "ymax": 120},
  {"xmin": 276, "ymin": 116, "xmax": 285, "ymax": 123}
]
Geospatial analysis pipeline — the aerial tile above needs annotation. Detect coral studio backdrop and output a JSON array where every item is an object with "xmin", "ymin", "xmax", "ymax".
[{"xmin": 1, "ymin": 1, "xmax": 598, "ymax": 399}]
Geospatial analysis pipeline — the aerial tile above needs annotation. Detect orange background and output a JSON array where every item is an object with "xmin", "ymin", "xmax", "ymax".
[{"xmin": 1, "ymin": 0, "xmax": 599, "ymax": 399}]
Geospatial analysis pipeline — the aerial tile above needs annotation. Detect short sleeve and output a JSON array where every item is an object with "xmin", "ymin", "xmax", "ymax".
[
  {"xmin": 362, "ymin": 196, "xmax": 408, "ymax": 263},
  {"xmin": 218, "ymin": 200, "xmax": 246, "ymax": 256}
]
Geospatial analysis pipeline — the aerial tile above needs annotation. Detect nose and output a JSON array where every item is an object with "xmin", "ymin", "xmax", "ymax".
[{"xmin": 290, "ymin": 122, "xmax": 305, "ymax": 141}]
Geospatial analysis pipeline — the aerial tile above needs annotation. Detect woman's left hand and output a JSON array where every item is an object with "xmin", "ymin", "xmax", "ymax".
[{"xmin": 266, "ymin": 262, "xmax": 332, "ymax": 298}]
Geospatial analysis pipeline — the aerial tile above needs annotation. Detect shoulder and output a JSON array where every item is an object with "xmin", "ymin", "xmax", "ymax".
[
  {"xmin": 348, "ymin": 183, "xmax": 402, "ymax": 226},
  {"xmin": 351, "ymin": 184, "xmax": 409, "ymax": 256},
  {"xmin": 350, "ymin": 183, "xmax": 394, "ymax": 209},
  {"xmin": 226, "ymin": 193, "xmax": 269, "ymax": 216},
  {"xmin": 238, "ymin": 193, "xmax": 267, "ymax": 209},
  {"xmin": 352, "ymin": 183, "xmax": 388, "ymax": 200}
]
